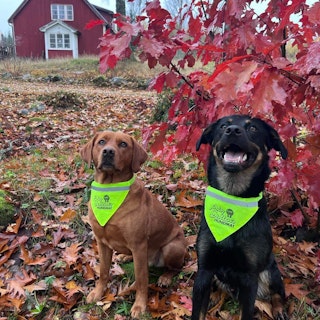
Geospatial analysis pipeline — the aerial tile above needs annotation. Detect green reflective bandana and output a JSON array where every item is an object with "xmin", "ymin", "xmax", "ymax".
[
  {"xmin": 90, "ymin": 176, "xmax": 135, "ymax": 226},
  {"xmin": 204, "ymin": 186, "xmax": 263, "ymax": 242}
]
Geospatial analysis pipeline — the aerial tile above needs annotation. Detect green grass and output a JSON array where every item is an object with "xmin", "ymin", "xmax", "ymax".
[{"xmin": 0, "ymin": 55, "xmax": 163, "ymax": 80}]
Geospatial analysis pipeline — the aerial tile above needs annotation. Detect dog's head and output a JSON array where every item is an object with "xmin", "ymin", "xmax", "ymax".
[
  {"xmin": 80, "ymin": 131, "xmax": 148, "ymax": 175},
  {"xmin": 196, "ymin": 115, "xmax": 287, "ymax": 194}
]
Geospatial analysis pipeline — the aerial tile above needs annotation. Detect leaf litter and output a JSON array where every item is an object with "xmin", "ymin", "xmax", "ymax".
[{"xmin": 0, "ymin": 78, "xmax": 319, "ymax": 318}]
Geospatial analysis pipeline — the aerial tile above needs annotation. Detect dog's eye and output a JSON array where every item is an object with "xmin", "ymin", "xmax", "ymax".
[
  {"xmin": 119, "ymin": 142, "xmax": 127, "ymax": 148},
  {"xmin": 249, "ymin": 126, "xmax": 257, "ymax": 132},
  {"xmin": 220, "ymin": 124, "xmax": 227, "ymax": 130},
  {"xmin": 98, "ymin": 139, "xmax": 105, "ymax": 145}
]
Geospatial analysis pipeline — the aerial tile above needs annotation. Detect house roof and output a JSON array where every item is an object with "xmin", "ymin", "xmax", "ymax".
[
  {"xmin": 8, "ymin": 0, "xmax": 113, "ymax": 24},
  {"xmin": 39, "ymin": 19, "xmax": 79, "ymax": 33}
]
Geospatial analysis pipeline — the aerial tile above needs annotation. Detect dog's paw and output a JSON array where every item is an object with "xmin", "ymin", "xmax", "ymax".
[
  {"xmin": 274, "ymin": 312, "xmax": 289, "ymax": 320},
  {"xmin": 130, "ymin": 302, "xmax": 146, "ymax": 319},
  {"xmin": 157, "ymin": 272, "xmax": 174, "ymax": 287},
  {"xmin": 86, "ymin": 286, "xmax": 105, "ymax": 303},
  {"xmin": 115, "ymin": 254, "xmax": 133, "ymax": 263},
  {"xmin": 272, "ymin": 309, "xmax": 289, "ymax": 320}
]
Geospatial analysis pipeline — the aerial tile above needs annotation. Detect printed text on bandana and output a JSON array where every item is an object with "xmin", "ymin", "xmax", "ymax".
[{"xmin": 204, "ymin": 187, "xmax": 262, "ymax": 242}]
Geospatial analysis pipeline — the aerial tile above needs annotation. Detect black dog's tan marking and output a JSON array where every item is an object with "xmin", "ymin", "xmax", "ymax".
[{"xmin": 192, "ymin": 115, "xmax": 288, "ymax": 320}]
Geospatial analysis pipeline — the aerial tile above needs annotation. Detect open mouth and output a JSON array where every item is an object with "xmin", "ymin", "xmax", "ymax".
[{"xmin": 218, "ymin": 144, "xmax": 255, "ymax": 171}]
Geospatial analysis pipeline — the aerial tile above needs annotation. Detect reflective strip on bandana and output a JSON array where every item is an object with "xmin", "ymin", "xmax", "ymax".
[
  {"xmin": 91, "ymin": 186, "xmax": 130, "ymax": 192},
  {"xmin": 204, "ymin": 186, "xmax": 263, "ymax": 242},
  {"xmin": 90, "ymin": 176, "xmax": 135, "ymax": 227}
]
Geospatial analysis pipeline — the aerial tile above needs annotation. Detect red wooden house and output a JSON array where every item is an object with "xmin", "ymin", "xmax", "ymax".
[{"xmin": 8, "ymin": 0, "xmax": 113, "ymax": 59}]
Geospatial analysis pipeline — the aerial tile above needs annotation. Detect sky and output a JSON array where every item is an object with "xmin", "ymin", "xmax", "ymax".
[
  {"xmin": 0, "ymin": 0, "xmax": 316, "ymax": 36},
  {"xmin": 0, "ymin": 0, "xmax": 111, "ymax": 35}
]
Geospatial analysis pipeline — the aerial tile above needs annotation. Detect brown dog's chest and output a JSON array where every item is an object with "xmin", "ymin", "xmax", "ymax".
[{"xmin": 88, "ymin": 198, "xmax": 141, "ymax": 254}]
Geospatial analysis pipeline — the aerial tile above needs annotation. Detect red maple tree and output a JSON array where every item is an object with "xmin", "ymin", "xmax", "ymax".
[{"xmin": 97, "ymin": 0, "xmax": 320, "ymax": 232}]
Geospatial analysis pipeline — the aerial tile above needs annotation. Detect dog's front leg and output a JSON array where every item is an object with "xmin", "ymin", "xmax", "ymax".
[
  {"xmin": 130, "ymin": 244, "xmax": 149, "ymax": 319},
  {"xmin": 87, "ymin": 241, "xmax": 113, "ymax": 303},
  {"xmin": 238, "ymin": 278, "xmax": 258, "ymax": 320},
  {"xmin": 191, "ymin": 269, "xmax": 214, "ymax": 320}
]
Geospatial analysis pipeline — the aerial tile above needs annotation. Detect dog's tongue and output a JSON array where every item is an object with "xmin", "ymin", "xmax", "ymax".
[{"xmin": 224, "ymin": 151, "xmax": 247, "ymax": 163}]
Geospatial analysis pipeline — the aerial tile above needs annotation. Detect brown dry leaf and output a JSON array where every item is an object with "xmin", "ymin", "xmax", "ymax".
[
  {"xmin": 97, "ymin": 290, "xmax": 116, "ymax": 311},
  {"xmin": 255, "ymin": 300, "xmax": 273, "ymax": 318},
  {"xmin": 118, "ymin": 279, "xmax": 135, "ymax": 297},
  {"xmin": 110, "ymin": 262, "xmax": 125, "ymax": 276},
  {"xmin": 50, "ymin": 284, "xmax": 79, "ymax": 310},
  {"xmin": 175, "ymin": 190, "xmax": 203, "ymax": 208},
  {"xmin": 166, "ymin": 300, "xmax": 192, "ymax": 318},
  {"xmin": 24, "ymin": 280, "xmax": 47, "ymax": 293},
  {"xmin": 7, "ymin": 269, "xmax": 36, "ymax": 298},
  {"xmin": 62, "ymin": 242, "xmax": 82, "ymax": 267},
  {"xmin": 65, "ymin": 280, "xmax": 84, "ymax": 298},
  {"xmin": 83, "ymin": 262, "xmax": 95, "ymax": 281},
  {"xmin": 186, "ymin": 234, "xmax": 197, "ymax": 247},
  {"xmin": 60, "ymin": 208, "xmax": 77, "ymax": 222},
  {"xmin": 7, "ymin": 215, "xmax": 22, "ymax": 234},
  {"xmin": 298, "ymin": 241, "xmax": 317, "ymax": 255},
  {"xmin": 285, "ymin": 283, "xmax": 312, "ymax": 305},
  {"xmin": 20, "ymin": 245, "xmax": 48, "ymax": 266},
  {"xmin": 33, "ymin": 193, "xmax": 43, "ymax": 202}
]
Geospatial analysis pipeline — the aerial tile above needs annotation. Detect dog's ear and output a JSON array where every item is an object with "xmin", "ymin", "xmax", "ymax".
[
  {"xmin": 196, "ymin": 122, "xmax": 218, "ymax": 151},
  {"xmin": 265, "ymin": 124, "xmax": 288, "ymax": 159},
  {"xmin": 131, "ymin": 137, "xmax": 148, "ymax": 173},
  {"xmin": 80, "ymin": 136, "xmax": 96, "ymax": 165}
]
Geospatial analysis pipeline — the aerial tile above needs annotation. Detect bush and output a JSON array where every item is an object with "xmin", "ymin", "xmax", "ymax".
[
  {"xmin": 92, "ymin": 75, "xmax": 108, "ymax": 87},
  {"xmin": 151, "ymin": 89, "xmax": 174, "ymax": 123},
  {"xmin": 0, "ymin": 190, "xmax": 15, "ymax": 228}
]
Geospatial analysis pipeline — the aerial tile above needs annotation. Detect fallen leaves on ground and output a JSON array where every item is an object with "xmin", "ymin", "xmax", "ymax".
[{"xmin": 0, "ymin": 78, "xmax": 319, "ymax": 319}]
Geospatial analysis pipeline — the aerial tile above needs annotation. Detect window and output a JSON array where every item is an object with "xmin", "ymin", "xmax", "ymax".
[
  {"xmin": 49, "ymin": 33, "xmax": 71, "ymax": 49},
  {"xmin": 51, "ymin": 4, "xmax": 73, "ymax": 21}
]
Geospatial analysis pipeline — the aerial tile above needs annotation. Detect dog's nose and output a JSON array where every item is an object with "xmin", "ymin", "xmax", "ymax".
[
  {"xmin": 103, "ymin": 148, "xmax": 115, "ymax": 157},
  {"xmin": 225, "ymin": 125, "xmax": 243, "ymax": 136}
]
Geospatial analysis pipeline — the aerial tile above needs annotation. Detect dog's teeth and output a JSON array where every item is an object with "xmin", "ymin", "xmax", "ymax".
[{"xmin": 242, "ymin": 154, "xmax": 247, "ymax": 161}]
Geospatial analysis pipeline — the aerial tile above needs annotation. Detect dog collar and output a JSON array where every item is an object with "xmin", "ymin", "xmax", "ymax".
[
  {"xmin": 204, "ymin": 186, "xmax": 263, "ymax": 242},
  {"xmin": 90, "ymin": 176, "xmax": 135, "ymax": 226}
]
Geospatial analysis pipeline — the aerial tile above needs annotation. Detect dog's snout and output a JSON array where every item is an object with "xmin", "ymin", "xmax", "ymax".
[
  {"xmin": 225, "ymin": 125, "xmax": 243, "ymax": 136},
  {"xmin": 103, "ymin": 147, "xmax": 115, "ymax": 157}
]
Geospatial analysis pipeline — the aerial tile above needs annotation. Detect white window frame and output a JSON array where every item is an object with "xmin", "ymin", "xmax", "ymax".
[
  {"xmin": 51, "ymin": 4, "xmax": 74, "ymax": 21},
  {"xmin": 49, "ymin": 33, "xmax": 71, "ymax": 49}
]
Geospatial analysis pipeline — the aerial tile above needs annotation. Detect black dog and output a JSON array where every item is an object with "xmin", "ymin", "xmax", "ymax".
[{"xmin": 192, "ymin": 115, "xmax": 288, "ymax": 320}]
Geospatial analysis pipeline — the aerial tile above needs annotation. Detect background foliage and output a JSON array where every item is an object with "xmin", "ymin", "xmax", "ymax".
[{"xmin": 97, "ymin": 0, "xmax": 320, "ymax": 234}]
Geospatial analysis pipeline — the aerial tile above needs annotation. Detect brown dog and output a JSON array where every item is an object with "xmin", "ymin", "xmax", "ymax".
[{"xmin": 80, "ymin": 131, "xmax": 187, "ymax": 318}]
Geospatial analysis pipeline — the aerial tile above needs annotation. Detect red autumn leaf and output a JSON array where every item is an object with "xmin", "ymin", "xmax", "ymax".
[
  {"xmin": 294, "ymin": 42, "xmax": 320, "ymax": 75},
  {"xmin": 306, "ymin": 1, "xmax": 320, "ymax": 24},
  {"xmin": 165, "ymin": 71, "xmax": 180, "ymax": 88},
  {"xmin": 290, "ymin": 209, "xmax": 304, "ymax": 228},
  {"xmin": 251, "ymin": 68, "xmax": 288, "ymax": 114},
  {"xmin": 149, "ymin": 72, "xmax": 167, "ymax": 93},
  {"xmin": 84, "ymin": 19, "xmax": 104, "ymax": 30},
  {"xmin": 180, "ymin": 295, "xmax": 193, "ymax": 311},
  {"xmin": 139, "ymin": 36, "xmax": 166, "ymax": 58}
]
